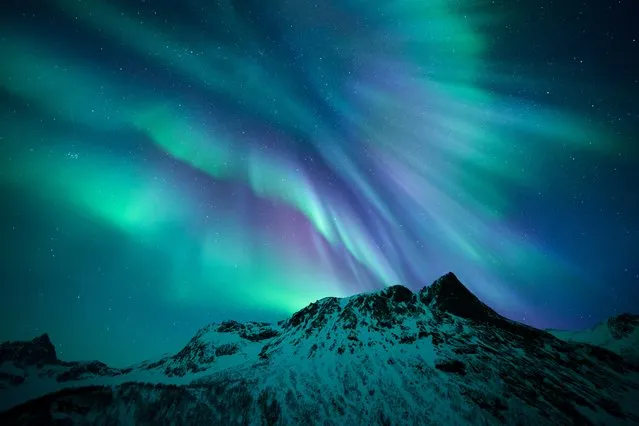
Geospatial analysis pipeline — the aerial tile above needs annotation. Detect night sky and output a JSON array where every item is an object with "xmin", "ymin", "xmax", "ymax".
[{"xmin": 1, "ymin": 0, "xmax": 637, "ymax": 367}]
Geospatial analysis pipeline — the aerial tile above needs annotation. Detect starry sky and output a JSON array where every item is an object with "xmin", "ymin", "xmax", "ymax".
[{"xmin": 1, "ymin": 0, "xmax": 637, "ymax": 367}]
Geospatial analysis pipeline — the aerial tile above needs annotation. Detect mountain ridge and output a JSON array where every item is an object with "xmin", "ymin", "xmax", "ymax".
[
  {"xmin": 2, "ymin": 272, "xmax": 639, "ymax": 425},
  {"xmin": 548, "ymin": 311, "xmax": 639, "ymax": 363}
]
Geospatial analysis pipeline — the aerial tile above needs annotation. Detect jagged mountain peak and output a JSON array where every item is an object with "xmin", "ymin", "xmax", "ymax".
[
  {"xmin": 284, "ymin": 284, "xmax": 427, "ymax": 337},
  {"xmin": 3, "ymin": 273, "xmax": 639, "ymax": 425},
  {"xmin": 286, "ymin": 295, "xmax": 342, "ymax": 330},
  {"xmin": 284, "ymin": 273, "xmax": 502, "ymax": 337},
  {"xmin": 420, "ymin": 271, "xmax": 500, "ymax": 322},
  {"xmin": 0, "ymin": 333, "xmax": 57, "ymax": 366},
  {"xmin": 379, "ymin": 284, "xmax": 415, "ymax": 303}
]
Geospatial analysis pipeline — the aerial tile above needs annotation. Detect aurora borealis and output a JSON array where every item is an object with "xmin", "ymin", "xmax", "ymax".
[{"xmin": 1, "ymin": 0, "xmax": 638, "ymax": 366}]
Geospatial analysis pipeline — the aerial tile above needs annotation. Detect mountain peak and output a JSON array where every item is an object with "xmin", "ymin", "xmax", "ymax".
[
  {"xmin": 2, "ymin": 274, "xmax": 639, "ymax": 425},
  {"xmin": 420, "ymin": 272, "xmax": 499, "ymax": 322},
  {"xmin": 607, "ymin": 313, "xmax": 639, "ymax": 340},
  {"xmin": 379, "ymin": 284, "xmax": 415, "ymax": 304},
  {"xmin": 286, "ymin": 273, "xmax": 498, "ymax": 335},
  {"xmin": 32, "ymin": 333, "xmax": 54, "ymax": 347},
  {"xmin": 0, "ymin": 333, "xmax": 58, "ymax": 366}
]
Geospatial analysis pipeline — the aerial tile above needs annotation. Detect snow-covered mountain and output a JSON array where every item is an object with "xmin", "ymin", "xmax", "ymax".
[
  {"xmin": 1, "ymin": 272, "xmax": 638, "ymax": 425},
  {"xmin": 549, "ymin": 313, "xmax": 639, "ymax": 363}
]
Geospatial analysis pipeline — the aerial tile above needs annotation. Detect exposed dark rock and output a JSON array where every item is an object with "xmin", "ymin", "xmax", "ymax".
[
  {"xmin": 308, "ymin": 343, "xmax": 319, "ymax": 358},
  {"xmin": 288, "ymin": 297, "xmax": 341, "ymax": 336},
  {"xmin": 258, "ymin": 390, "xmax": 281, "ymax": 426},
  {"xmin": 56, "ymin": 361, "xmax": 122, "ymax": 382},
  {"xmin": 258, "ymin": 344, "xmax": 270, "ymax": 360},
  {"xmin": 608, "ymin": 313, "xmax": 639, "ymax": 340},
  {"xmin": 337, "ymin": 306, "xmax": 358, "ymax": 330},
  {"xmin": 462, "ymin": 390, "xmax": 508, "ymax": 421},
  {"xmin": 215, "ymin": 343, "xmax": 239, "ymax": 357},
  {"xmin": 0, "ymin": 372, "xmax": 25, "ymax": 386},
  {"xmin": 453, "ymin": 345, "xmax": 477, "ymax": 355},
  {"xmin": 399, "ymin": 335, "xmax": 416, "ymax": 344},
  {"xmin": 309, "ymin": 298, "xmax": 341, "ymax": 331},
  {"xmin": 0, "ymin": 334, "xmax": 58, "ymax": 366},
  {"xmin": 434, "ymin": 359, "xmax": 466, "ymax": 375},
  {"xmin": 380, "ymin": 285, "xmax": 414, "ymax": 304},
  {"xmin": 144, "ymin": 359, "xmax": 165, "ymax": 370},
  {"xmin": 0, "ymin": 386, "xmax": 114, "ymax": 425},
  {"xmin": 216, "ymin": 321, "xmax": 243, "ymax": 333},
  {"xmin": 420, "ymin": 272, "xmax": 498, "ymax": 323},
  {"xmin": 239, "ymin": 328, "xmax": 279, "ymax": 342},
  {"xmin": 289, "ymin": 301, "xmax": 320, "ymax": 328}
]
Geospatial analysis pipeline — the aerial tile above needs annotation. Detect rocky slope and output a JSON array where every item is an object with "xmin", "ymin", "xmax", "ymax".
[{"xmin": 1, "ymin": 272, "xmax": 638, "ymax": 425}]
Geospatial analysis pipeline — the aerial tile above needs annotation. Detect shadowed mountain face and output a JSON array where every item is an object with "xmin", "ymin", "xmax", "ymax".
[
  {"xmin": 1, "ymin": 273, "xmax": 639, "ymax": 425},
  {"xmin": 0, "ymin": 334, "xmax": 57, "ymax": 367},
  {"xmin": 420, "ymin": 272, "xmax": 501, "ymax": 322}
]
